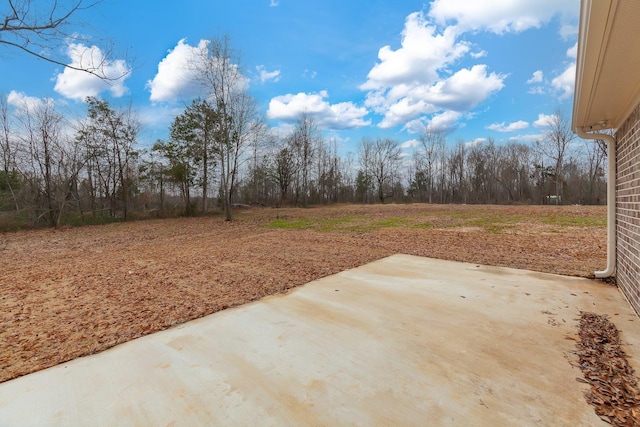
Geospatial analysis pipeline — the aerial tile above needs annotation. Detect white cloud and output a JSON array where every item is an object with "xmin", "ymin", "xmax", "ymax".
[
  {"xmin": 376, "ymin": 97, "xmax": 434, "ymax": 129},
  {"xmin": 403, "ymin": 118, "xmax": 428, "ymax": 134},
  {"xmin": 256, "ymin": 65, "xmax": 281, "ymax": 83},
  {"xmin": 527, "ymin": 70, "xmax": 546, "ymax": 94},
  {"xmin": 371, "ymin": 64, "xmax": 505, "ymax": 129},
  {"xmin": 527, "ymin": 45, "xmax": 575, "ymax": 98},
  {"xmin": 425, "ymin": 110, "xmax": 463, "ymax": 133},
  {"xmin": 7, "ymin": 90, "xmax": 52, "ymax": 112},
  {"xmin": 147, "ymin": 38, "xmax": 249, "ymax": 103},
  {"xmin": 470, "ymin": 50, "xmax": 487, "ymax": 59},
  {"xmin": 543, "ymin": 41, "xmax": 577, "ymax": 99},
  {"xmin": 422, "ymin": 65, "xmax": 505, "ymax": 111},
  {"xmin": 6, "ymin": 92, "xmax": 72, "ymax": 140},
  {"xmin": 360, "ymin": 11, "xmax": 505, "ymax": 131},
  {"xmin": 267, "ymin": 91, "xmax": 327, "ymax": 119},
  {"xmin": 53, "ymin": 42, "xmax": 131, "ymax": 101},
  {"xmin": 428, "ymin": 0, "xmax": 578, "ymax": 34},
  {"xmin": 323, "ymin": 132, "xmax": 352, "ymax": 150},
  {"xmin": 527, "ymin": 70, "xmax": 544, "ymax": 84},
  {"xmin": 559, "ymin": 24, "xmax": 579, "ymax": 40},
  {"xmin": 147, "ymin": 39, "xmax": 209, "ymax": 103},
  {"xmin": 361, "ymin": 12, "xmax": 470, "ymax": 91},
  {"xmin": 267, "ymin": 91, "xmax": 370, "ymax": 130},
  {"xmin": 400, "ymin": 139, "xmax": 420, "ymax": 150},
  {"xmin": 534, "ymin": 113, "xmax": 556, "ymax": 127},
  {"xmin": 528, "ymin": 87, "xmax": 546, "ymax": 95},
  {"xmin": 269, "ymin": 0, "xmax": 279, "ymax": 6},
  {"xmin": 466, "ymin": 137, "xmax": 486, "ymax": 147},
  {"xmin": 269, "ymin": 122, "xmax": 296, "ymax": 139},
  {"xmin": 137, "ymin": 104, "xmax": 184, "ymax": 130},
  {"xmin": 487, "ymin": 120, "xmax": 529, "ymax": 132},
  {"xmin": 551, "ymin": 62, "xmax": 576, "ymax": 99}
]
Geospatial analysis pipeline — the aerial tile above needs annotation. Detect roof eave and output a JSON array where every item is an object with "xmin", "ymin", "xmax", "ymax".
[
  {"xmin": 572, "ymin": 0, "xmax": 614, "ymax": 132},
  {"xmin": 573, "ymin": 0, "xmax": 640, "ymax": 132}
]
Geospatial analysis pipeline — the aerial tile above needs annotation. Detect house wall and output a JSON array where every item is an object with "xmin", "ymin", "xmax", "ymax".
[{"xmin": 616, "ymin": 103, "xmax": 640, "ymax": 314}]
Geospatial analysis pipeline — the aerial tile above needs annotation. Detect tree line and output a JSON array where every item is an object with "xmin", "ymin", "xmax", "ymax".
[{"xmin": 0, "ymin": 38, "xmax": 608, "ymax": 230}]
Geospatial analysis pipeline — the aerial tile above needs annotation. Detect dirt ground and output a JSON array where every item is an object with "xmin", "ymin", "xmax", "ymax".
[{"xmin": 0, "ymin": 203, "xmax": 607, "ymax": 383}]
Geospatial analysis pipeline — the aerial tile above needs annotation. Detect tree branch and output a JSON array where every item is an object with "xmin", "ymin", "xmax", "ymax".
[
  {"xmin": 0, "ymin": 37, "xmax": 128, "ymax": 81},
  {"xmin": 0, "ymin": 0, "xmax": 128, "ymax": 81}
]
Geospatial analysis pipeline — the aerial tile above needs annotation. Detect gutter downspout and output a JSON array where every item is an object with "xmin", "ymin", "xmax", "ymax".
[{"xmin": 576, "ymin": 127, "xmax": 616, "ymax": 278}]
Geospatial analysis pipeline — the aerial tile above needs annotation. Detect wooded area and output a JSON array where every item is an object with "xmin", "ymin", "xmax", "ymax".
[
  {"xmin": 0, "ymin": 88, "xmax": 609, "ymax": 231},
  {"xmin": 0, "ymin": 99, "xmax": 610, "ymax": 230},
  {"xmin": 0, "ymin": 35, "xmax": 608, "ymax": 230}
]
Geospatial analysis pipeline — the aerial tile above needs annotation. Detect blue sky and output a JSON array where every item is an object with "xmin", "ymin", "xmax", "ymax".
[{"xmin": 1, "ymin": 0, "xmax": 580, "ymax": 155}]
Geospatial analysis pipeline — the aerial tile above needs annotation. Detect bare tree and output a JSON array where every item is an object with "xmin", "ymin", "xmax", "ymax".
[
  {"xmin": 269, "ymin": 144, "xmax": 297, "ymax": 207},
  {"xmin": 16, "ymin": 98, "xmax": 61, "ymax": 226},
  {"xmin": 245, "ymin": 123, "xmax": 270, "ymax": 205},
  {"xmin": 193, "ymin": 35, "xmax": 264, "ymax": 220},
  {"xmin": 0, "ymin": 0, "xmax": 126, "ymax": 79},
  {"xmin": 536, "ymin": 109, "xmax": 575, "ymax": 205},
  {"xmin": 0, "ymin": 95, "xmax": 19, "ymax": 211},
  {"xmin": 465, "ymin": 140, "xmax": 496, "ymax": 204},
  {"xmin": 448, "ymin": 141, "xmax": 466, "ymax": 203},
  {"xmin": 289, "ymin": 113, "xmax": 317, "ymax": 208},
  {"xmin": 12, "ymin": 97, "xmax": 85, "ymax": 226},
  {"xmin": 417, "ymin": 129, "xmax": 444, "ymax": 204},
  {"xmin": 358, "ymin": 137, "xmax": 401, "ymax": 204},
  {"xmin": 341, "ymin": 151, "xmax": 356, "ymax": 203},
  {"xmin": 495, "ymin": 142, "xmax": 531, "ymax": 203},
  {"xmin": 323, "ymin": 138, "xmax": 341, "ymax": 204},
  {"xmin": 592, "ymin": 129, "xmax": 614, "ymax": 161},
  {"xmin": 152, "ymin": 138, "xmax": 195, "ymax": 216},
  {"xmin": 584, "ymin": 137, "xmax": 607, "ymax": 204}
]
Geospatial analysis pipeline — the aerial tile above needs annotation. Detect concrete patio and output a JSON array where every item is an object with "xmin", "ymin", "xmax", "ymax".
[{"xmin": 1, "ymin": 254, "xmax": 638, "ymax": 426}]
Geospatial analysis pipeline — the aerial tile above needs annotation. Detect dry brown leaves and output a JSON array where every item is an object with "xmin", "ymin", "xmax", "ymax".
[
  {"xmin": 0, "ymin": 204, "xmax": 608, "ymax": 383},
  {"xmin": 575, "ymin": 312, "xmax": 640, "ymax": 426}
]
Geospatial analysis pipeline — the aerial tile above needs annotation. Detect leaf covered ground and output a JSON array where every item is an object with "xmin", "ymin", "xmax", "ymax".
[
  {"xmin": 575, "ymin": 312, "xmax": 640, "ymax": 426},
  {"xmin": 1, "ymin": 203, "xmax": 608, "ymax": 383}
]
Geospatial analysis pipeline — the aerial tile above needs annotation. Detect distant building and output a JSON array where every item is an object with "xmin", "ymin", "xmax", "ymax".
[{"xmin": 545, "ymin": 195, "xmax": 562, "ymax": 205}]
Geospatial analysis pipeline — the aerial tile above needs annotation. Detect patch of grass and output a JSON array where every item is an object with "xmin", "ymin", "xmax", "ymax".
[
  {"xmin": 412, "ymin": 221, "xmax": 434, "ymax": 229},
  {"xmin": 461, "ymin": 217, "xmax": 496, "ymax": 227},
  {"xmin": 450, "ymin": 211, "xmax": 478, "ymax": 219},
  {"xmin": 451, "ymin": 216, "xmax": 524, "ymax": 234},
  {"xmin": 542, "ymin": 216, "xmax": 606, "ymax": 227},
  {"xmin": 317, "ymin": 216, "xmax": 356, "ymax": 231},
  {"xmin": 483, "ymin": 224, "xmax": 513, "ymax": 234},
  {"xmin": 263, "ymin": 208, "xmax": 606, "ymax": 235},
  {"xmin": 373, "ymin": 217, "xmax": 410, "ymax": 228},
  {"xmin": 467, "ymin": 215, "xmax": 526, "ymax": 224},
  {"xmin": 267, "ymin": 215, "xmax": 413, "ymax": 233}
]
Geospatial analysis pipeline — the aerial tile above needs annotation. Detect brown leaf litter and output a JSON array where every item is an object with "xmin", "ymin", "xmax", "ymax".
[
  {"xmin": 575, "ymin": 312, "xmax": 640, "ymax": 426},
  {"xmin": 0, "ymin": 204, "xmax": 609, "ymax": 383}
]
